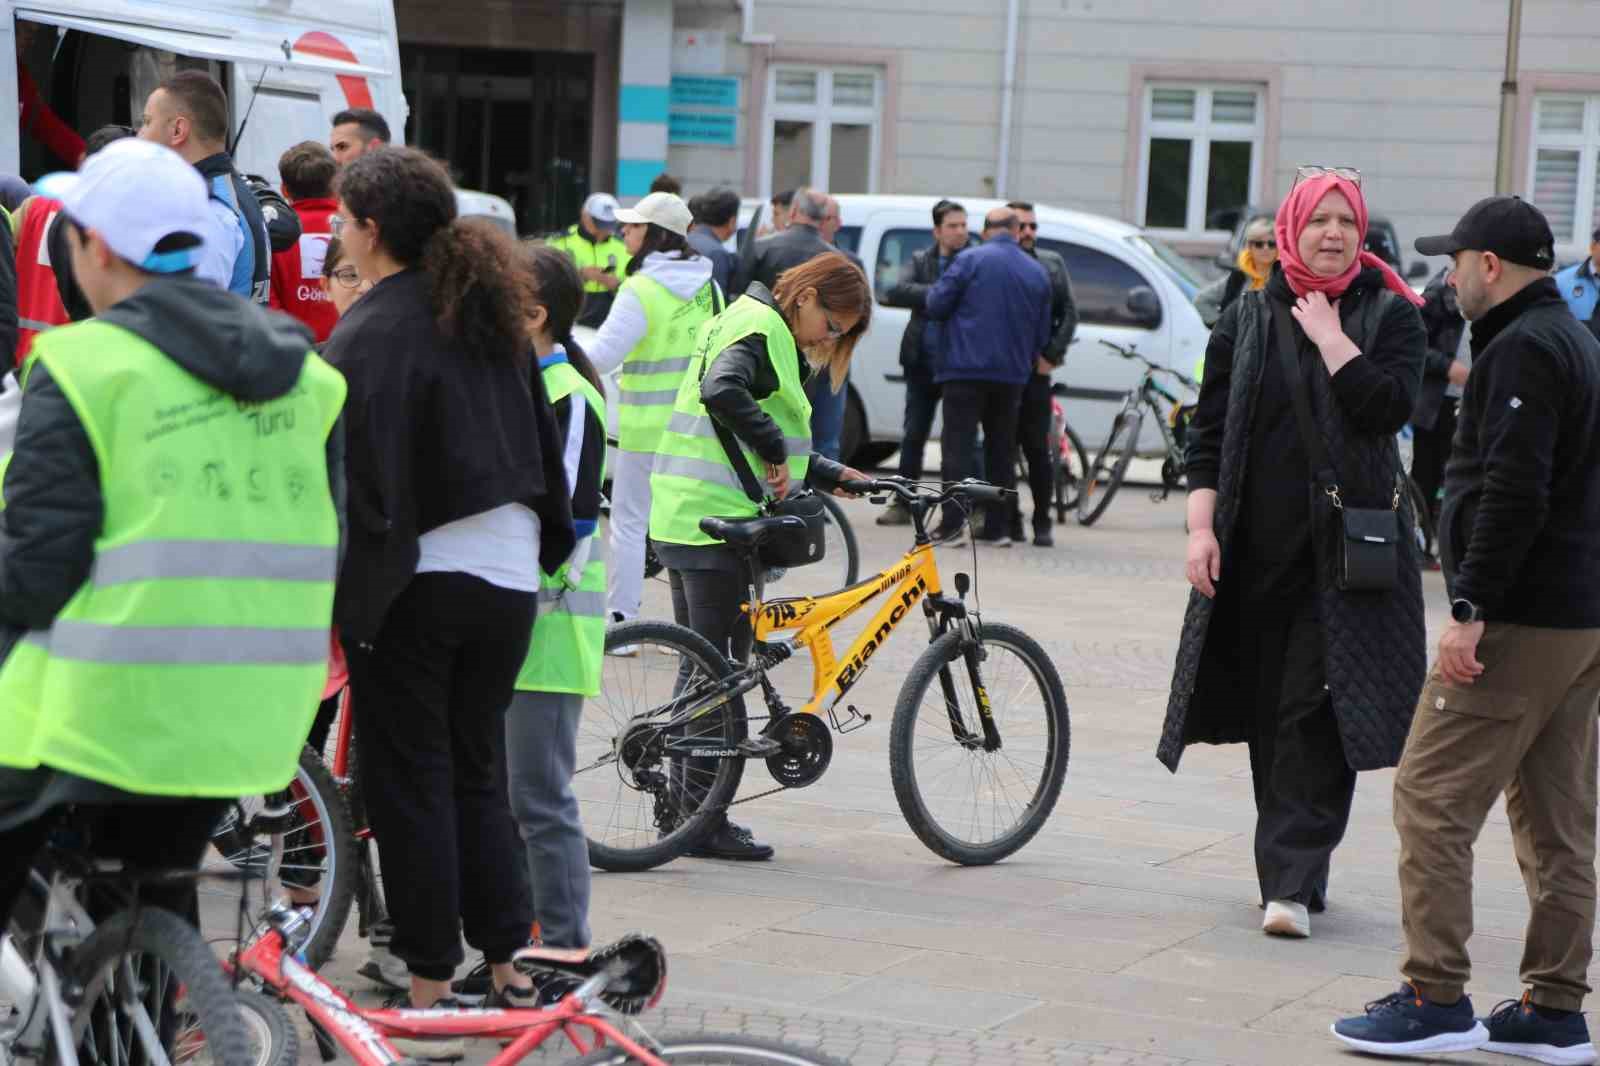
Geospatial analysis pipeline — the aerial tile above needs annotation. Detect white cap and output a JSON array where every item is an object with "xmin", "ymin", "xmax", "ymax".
[
  {"xmin": 35, "ymin": 139, "xmax": 209, "ymax": 274},
  {"xmin": 614, "ymin": 192, "xmax": 693, "ymax": 237},
  {"xmin": 582, "ymin": 192, "xmax": 620, "ymax": 227}
]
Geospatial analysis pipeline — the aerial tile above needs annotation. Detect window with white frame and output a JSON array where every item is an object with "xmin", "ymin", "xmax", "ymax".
[
  {"xmin": 1138, "ymin": 83, "xmax": 1263, "ymax": 235},
  {"xmin": 1528, "ymin": 94, "xmax": 1600, "ymax": 247},
  {"xmin": 764, "ymin": 66, "xmax": 881, "ymax": 197}
]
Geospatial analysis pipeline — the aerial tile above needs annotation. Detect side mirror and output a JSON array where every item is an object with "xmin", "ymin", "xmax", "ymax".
[
  {"xmin": 1406, "ymin": 261, "xmax": 1430, "ymax": 281},
  {"xmin": 1126, "ymin": 286, "xmax": 1162, "ymax": 328}
]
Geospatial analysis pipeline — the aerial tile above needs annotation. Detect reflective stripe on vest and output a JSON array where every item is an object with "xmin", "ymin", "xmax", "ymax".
[
  {"xmin": 14, "ymin": 198, "xmax": 70, "ymax": 365},
  {"xmin": 615, "ymin": 276, "xmax": 716, "ymax": 453},
  {"xmin": 0, "ymin": 320, "xmax": 345, "ymax": 797},
  {"xmin": 516, "ymin": 357, "xmax": 609, "ymax": 696},
  {"xmin": 649, "ymin": 294, "xmax": 811, "ymax": 548}
]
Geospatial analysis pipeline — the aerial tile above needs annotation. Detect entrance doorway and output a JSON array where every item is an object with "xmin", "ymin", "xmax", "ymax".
[{"xmin": 401, "ymin": 45, "xmax": 593, "ymax": 235}]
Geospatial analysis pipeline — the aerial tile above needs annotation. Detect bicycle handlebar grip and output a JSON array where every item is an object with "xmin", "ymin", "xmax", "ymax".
[
  {"xmin": 954, "ymin": 481, "xmax": 1008, "ymax": 503},
  {"xmin": 839, "ymin": 478, "xmax": 879, "ymax": 496}
]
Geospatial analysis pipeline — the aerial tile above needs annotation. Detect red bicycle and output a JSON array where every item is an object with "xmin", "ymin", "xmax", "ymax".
[{"xmin": 236, "ymin": 903, "xmax": 842, "ymax": 1065}]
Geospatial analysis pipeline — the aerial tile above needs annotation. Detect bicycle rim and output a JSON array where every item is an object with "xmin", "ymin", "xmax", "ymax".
[
  {"xmin": 562, "ymin": 1033, "xmax": 848, "ymax": 1065},
  {"xmin": 579, "ymin": 621, "xmax": 747, "ymax": 872},
  {"xmin": 1053, "ymin": 424, "xmax": 1087, "ymax": 517},
  {"xmin": 1077, "ymin": 412, "xmax": 1139, "ymax": 526},
  {"xmin": 889, "ymin": 624, "xmax": 1070, "ymax": 865}
]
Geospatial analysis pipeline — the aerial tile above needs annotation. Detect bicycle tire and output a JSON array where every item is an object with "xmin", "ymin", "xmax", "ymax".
[
  {"xmin": 583, "ymin": 621, "xmax": 748, "ymax": 873},
  {"xmin": 889, "ymin": 622, "xmax": 1070, "ymax": 866},
  {"xmin": 562, "ymin": 1034, "xmax": 847, "ymax": 1065},
  {"xmin": 1405, "ymin": 474, "xmax": 1437, "ymax": 561},
  {"xmin": 229, "ymin": 990, "xmax": 298, "ymax": 1066},
  {"xmin": 203, "ymin": 746, "xmax": 356, "ymax": 971},
  {"xmin": 1052, "ymin": 422, "xmax": 1088, "ymax": 521},
  {"xmin": 62, "ymin": 906, "xmax": 255, "ymax": 1066},
  {"xmin": 819, "ymin": 494, "xmax": 860, "ymax": 586},
  {"xmin": 1077, "ymin": 409, "xmax": 1141, "ymax": 527}
]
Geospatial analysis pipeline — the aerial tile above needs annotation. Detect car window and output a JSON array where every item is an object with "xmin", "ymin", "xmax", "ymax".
[
  {"xmin": 874, "ymin": 229, "xmax": 935, "ymax": 294},
  {"xmin": 1365, "ymin": 224, "xmax": 1402, "ymax": 268},
  {"xmin": 1036, "ymin": 239, "xmax": 1161, "ymax": 330}
]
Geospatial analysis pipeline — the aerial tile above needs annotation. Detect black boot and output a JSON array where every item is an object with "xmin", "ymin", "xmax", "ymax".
[{"xmin": 686, "ymin": 819, "xmax": 775, "ymax": 861}]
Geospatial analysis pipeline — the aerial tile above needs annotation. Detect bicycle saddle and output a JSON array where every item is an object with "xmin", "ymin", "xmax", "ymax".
[
  {"xmin": 512, "ymin": 933, "xmax": 665, "ymax": 1015},
  {"xmin": 698, "ymin": 514, "xmax": 801, "ymax": 547}
]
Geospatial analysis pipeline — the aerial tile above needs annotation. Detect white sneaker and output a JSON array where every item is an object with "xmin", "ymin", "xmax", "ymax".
[
  {"xmin": 357, "ymin": 945, "xmax": 410, "ymax": 991},
  {"xmin": 607, "ymin": 644, "xmax": 639, "ymax": 658},
  {"xmin": 1262, "ymin": 899, "xmax": 1310, "ymax": 938}
]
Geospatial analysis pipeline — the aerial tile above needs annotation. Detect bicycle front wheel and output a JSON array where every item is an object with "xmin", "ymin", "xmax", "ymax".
[
  {"xmin": 889, "ymin": 622, "xmax": 1070, "ymax": 865},
  {"xmin": 62, "ymin": 906, "xmax": 256, "ymax": 1066},
  {"xmin": 1077, "ymin": 409, "xmax": 1140, "ymax": 526},
  {"xmin": 580, "ymin": 621, "xmax": 748, "ymax": 872},
  {"xmin": 563, "ymin": 1034, "xmax": 848, "ymax": 1065}
]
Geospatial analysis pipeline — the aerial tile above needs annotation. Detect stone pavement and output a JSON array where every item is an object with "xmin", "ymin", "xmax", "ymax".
[{"xmin": 299, "ymin": 486, "xmax": 1590, "ymax": 1066}]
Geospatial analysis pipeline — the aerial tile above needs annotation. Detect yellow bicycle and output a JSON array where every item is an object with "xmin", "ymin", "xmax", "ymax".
[{"xmin": 578, "ymin": 478, "xmax": 1071, "ymax": 871}]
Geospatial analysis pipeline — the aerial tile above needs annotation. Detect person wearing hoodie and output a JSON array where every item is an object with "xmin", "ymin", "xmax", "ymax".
[
  {"xmin": 0, "ymin": 138, "xmax": 347, "ymax": 933},
  {"xmin": 587, "ymin": 191, "xmax": 716, "ymax": 629}
]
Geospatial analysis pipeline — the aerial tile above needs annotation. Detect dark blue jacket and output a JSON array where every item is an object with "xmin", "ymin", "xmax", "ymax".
[{"xmin": 924, "ymin": 232, "xmax": 1051, "ymax": 385}]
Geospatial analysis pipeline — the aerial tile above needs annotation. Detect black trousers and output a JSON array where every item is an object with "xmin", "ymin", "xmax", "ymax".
[
  {"xmin": 668, "ymin": 559, "xmax": 757, "ymax": 825},
  {"xmin": 1245, "ymin": 597, "xmax": 1355, "ymax": 911},
  {"xmin": 941, "ymin": 379, "xmax": 1024, "ymax": 533},
  {"xmin": 349, "ymin": 571, "xmax": 536, "ymax": 981},
  {"xmin": 0, "ymin": 771, "xmax": 226, "ymax": 930},
  {"xmin": 1410, "ymin": 401, "xmax": 1457, "ymax": 527},
  {"xmin": 1011, "ymin": 372, "xmax": 1053, "ymax": 532}
]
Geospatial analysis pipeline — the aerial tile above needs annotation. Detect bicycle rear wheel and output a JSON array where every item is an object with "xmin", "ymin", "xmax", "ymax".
[
  {"xmin": 1077, "ymin": 409, "xmax": 1140, "ymax": 527},
  {"xmin": 62, "ymin": 906, "xmax": 255, "ymax": 1066},
  {"xmin": 563, "ymin": 1034, "xmax": 847, "ymax": 1065},
  {"xmin": 889, "ymin": 622, "xmax": 1070, "ymax": 865},
  {"xmin": 1052, "ymin": 422, "xmax": 1088, "ymax": 521},
  {"xmin": 580, "ymin": 621, "xmax": 748, "ymax": 872}
]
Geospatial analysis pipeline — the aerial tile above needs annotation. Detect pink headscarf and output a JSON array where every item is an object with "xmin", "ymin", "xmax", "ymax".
[{"xmin": 1275, "ymin": 175, "xmax": 1424, "ymax": 307}]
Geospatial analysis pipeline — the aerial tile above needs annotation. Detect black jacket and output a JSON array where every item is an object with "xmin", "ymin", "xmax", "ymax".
[
  {"xmin": 687, "ymin": 226, "xmax": 736, "ymax": 296},
  {"xmin": 0, "ymin": 277, "xmax": 346, "ymax": 645},
  {"xmin": 735, "ymin": 223, "xmax": 833, "ymax": 295},
  {"xmin": 884, "ymin": 245, "xmax": 957, "ymax": 372},
  {"xmin": 1412, "ymin": 269, "xmax": 1466, "ymax": 431},
  {"xmin": 1163, "ymin": 268, "xmax": 1427, "ymax": 773},
  {"xmin": 322, "ymin": 269, "xmax": 574, "ymax": 642},
  {"xmin": 1032, "ymin": 246, "xmax": 1078, "ymax": 367},
  {"xmin": 1440, "ymin": 278, "xmax": 1600, "ymax": 627},
  {"xmin": 700, "ymin": 284, "xmax": 847, "ymax": 491}
]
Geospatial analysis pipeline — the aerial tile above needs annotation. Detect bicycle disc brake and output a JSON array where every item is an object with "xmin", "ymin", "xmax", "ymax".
[{"xmin": 764, "ymin": 713, "xmax": 832, "ymax": 788}]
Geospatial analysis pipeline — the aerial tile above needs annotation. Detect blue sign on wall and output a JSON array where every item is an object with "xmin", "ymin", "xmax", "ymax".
[
  {"xmin": 669, "ymin": 111, "xmax": 737, "ymax": 147},
  {"xmin": 670, "ymin": 76, "xmax": 739, "ymax": 110}
]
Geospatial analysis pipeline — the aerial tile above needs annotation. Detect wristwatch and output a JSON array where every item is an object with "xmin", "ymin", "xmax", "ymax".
[{"xmin": 1450, "ymin": 598, "xmax": 1484, "ymax": 624}]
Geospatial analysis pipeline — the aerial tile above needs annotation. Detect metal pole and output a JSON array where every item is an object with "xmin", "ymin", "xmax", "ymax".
[
  {"xmin": 995, "ymin": 0, "xmax": 1021, "ymax": 198},
  {"xmin": 1494, "ymin": 0, "xmax": 1524, "ymax": 195}
]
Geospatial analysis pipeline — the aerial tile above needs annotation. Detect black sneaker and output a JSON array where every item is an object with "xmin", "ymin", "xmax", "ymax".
[
  {"xmin": 450, "ymin": 957, "xmax": 492, "ymax": 1004},
  {"xmin": 1033, "ymin": 526, "xmax": 1054, "ymax": 548},
  {"xmin": 1483, "ymin": 994, "xmax": 1596, "ymax": 1064},
  {"xmin": 378, "ymin": 993, "xmax": 467, "ymax": 1060},
  {"xmin": 483, "ymin": 973, "xmax": 582, "ymax": 1010},
  {"xmin": 685, "ymin": 820, "xmax": 775, "ymax": 861},
  {"xmin": 1007, "ymin": 516, "xmax": 1026, "ymax": 544},
  {"xmin": 1332, "ymin": 984, "xmax": 1487, "ymax": 1057}
]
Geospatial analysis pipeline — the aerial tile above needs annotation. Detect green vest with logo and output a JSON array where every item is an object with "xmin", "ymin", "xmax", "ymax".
[
  {"xmin": 548, "ymin": 224, "xmax": 630, "ymax": 295},
  {"xmin": 516, "ymin": 356, "xmax": 609, "ymax": 696},
  {"xmin": 649, "ymin": 295, "xmax": 812, "ymax": 547},
  {"xmin": 615, "ymin": 274, "xmax": 716, "ymax": 454},
  {"xmin": 0, "ymin": 320, "xmax": 346, "ymax": 797}
]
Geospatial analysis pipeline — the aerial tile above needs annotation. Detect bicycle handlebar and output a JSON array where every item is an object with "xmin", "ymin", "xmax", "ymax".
[{"xmin": 840, "ymin": 476, "xmax": 1011, "ymax": 504}]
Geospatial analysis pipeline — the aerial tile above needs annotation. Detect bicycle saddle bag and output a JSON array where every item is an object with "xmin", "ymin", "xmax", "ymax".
[{"xmin": 755, "ymin": 490, "xmax": 828, "ymax": 569}]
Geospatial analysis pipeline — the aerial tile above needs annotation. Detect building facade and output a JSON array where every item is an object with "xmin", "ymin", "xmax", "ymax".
[{"xmin": 396, "ymin": 0, "xmax": 1600, "ymax": 264}]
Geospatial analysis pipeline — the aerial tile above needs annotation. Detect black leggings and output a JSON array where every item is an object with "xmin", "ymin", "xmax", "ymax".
[{"xmin": 668, "ymin": 561, "xmax": 757, "ymax": 823}]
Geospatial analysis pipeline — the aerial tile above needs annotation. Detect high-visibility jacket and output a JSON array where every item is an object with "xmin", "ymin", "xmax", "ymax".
[
  {"xmin": 516, "ymin": 355, "xmax": 608, "ymax": 696},
  {"xmin": 649, "ymin": 295, "xmax": 811, "ymax": 547},
  {"xmin": 615, "ymin": 274, "xmax": 716, "ymax": 454},
  {"xmin": 0, "ymin": 320, "xmax": 346, "ymax": 797},
  {"xmin": 547, "ymin": 224, "xmax": 629, "ymax": 295},
  {"xmin": 14, "ymin": 196, "xmax": 70, "ymax": 365}
]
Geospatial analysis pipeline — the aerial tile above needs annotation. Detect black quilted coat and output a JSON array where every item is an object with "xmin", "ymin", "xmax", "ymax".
[{"xmin": 1160, "ymin": 274, "xmax": 1428, "ymax": 773}]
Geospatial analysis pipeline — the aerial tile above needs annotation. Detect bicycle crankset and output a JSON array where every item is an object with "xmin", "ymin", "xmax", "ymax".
[{"xmin": 764, "ymin": 713, "xmax": 833, "ymax": 788}]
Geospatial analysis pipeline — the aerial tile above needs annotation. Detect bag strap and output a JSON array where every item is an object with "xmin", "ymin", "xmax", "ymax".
[
  {"xmin": 1269, "ymin": 299, "xmax": 1342, "ymax": 499},
  {"xmin": 696, "ymin": 285, "xmax": 769, "ymax": 505}
]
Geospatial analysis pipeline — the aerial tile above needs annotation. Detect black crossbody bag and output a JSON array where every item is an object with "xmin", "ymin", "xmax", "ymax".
[{"xmin": 1270, "ymin": 301, "xmax": 1401, "ymax": 593}]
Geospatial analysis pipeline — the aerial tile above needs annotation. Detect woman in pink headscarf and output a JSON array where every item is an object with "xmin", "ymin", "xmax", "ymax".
[{"xmin": 1160, "ymin": 170, "xmax": 1427, "ymax": 941}]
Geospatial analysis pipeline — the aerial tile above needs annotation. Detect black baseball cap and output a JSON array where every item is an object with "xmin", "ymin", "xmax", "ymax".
[{"xmin": 1414, "ymin": 195, "xmax": 1555, "ymax": 269}]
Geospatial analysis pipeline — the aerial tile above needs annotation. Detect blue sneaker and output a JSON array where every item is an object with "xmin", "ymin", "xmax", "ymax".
[
  {"xmin": 1483, "ymin": 994, "xmax": 1596, "ymax": 1065},
  {"xmin": 1332, "ymin": 984, "xmax": 1488, "ymax": 1056}
]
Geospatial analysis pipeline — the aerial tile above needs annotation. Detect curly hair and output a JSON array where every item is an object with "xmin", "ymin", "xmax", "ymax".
[
  {"xmin": 338, "ymin": 146, "xmax": 533, "ymax": 361},
  {"xmin": 772, "ymin": 251, "xmax": 872, "ymax": 392}
]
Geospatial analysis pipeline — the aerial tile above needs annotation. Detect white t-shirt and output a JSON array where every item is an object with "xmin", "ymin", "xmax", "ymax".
[{"xmin": 415, "ymin": 503, "xmax": 542, "ymax": 592}]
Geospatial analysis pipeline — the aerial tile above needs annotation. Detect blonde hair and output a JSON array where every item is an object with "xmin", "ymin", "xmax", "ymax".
[{"xmin": 772, "ymin": 251, "xmax": 872, "ymax": 392}]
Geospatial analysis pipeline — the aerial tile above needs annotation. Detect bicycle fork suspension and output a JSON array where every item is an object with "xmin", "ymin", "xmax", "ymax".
[{"xmin": 926, "ymin": 591, "xmax": 1003, "ymax": 753}]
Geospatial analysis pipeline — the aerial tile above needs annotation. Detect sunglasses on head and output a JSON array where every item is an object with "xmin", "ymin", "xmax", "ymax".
[{"xmin": 1291, "ymin": 164, "xmax": 1362, "ymax": 190}]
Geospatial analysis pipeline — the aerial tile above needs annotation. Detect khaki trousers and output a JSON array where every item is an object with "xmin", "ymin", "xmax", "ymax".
[{"xmin": 1394, "ymin": 622, "xmax": 1600, "ymax": 1011}]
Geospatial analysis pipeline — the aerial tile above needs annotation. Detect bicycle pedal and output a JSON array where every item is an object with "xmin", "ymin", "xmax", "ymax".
[{"xmin": 737, "ymin": 736, "xmax": 783, "ymax": 757}]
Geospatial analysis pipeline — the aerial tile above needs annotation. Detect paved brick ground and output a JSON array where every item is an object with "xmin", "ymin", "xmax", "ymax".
[{"xmin": 276, "ymin": 484, "xmax": 1586, "ymax": 1065}]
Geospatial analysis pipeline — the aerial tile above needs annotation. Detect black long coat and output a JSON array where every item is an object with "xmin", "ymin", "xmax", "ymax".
[{"xmin": 1159, "ymin": 274, "xmax": 1428, "ymax": 773}]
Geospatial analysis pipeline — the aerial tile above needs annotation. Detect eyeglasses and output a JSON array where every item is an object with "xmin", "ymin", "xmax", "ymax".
[
  {"xmin": 1247, "ymin": 239, "xmax": 1277, "ymax": 250},
  {"xmin": 329, "ymin": 215, "xmax": 347, "ymax": 237},
  {"xmin": 1292, "ymin": 165, "xmax": 1362, "ymax": 190},
  {"xmin": 822, "ymin": 308, "xmax": 845, "ymax": 340},
  {"xmin": 329, "ymin": 265, "xmax": 362, "ymax": 289}
]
